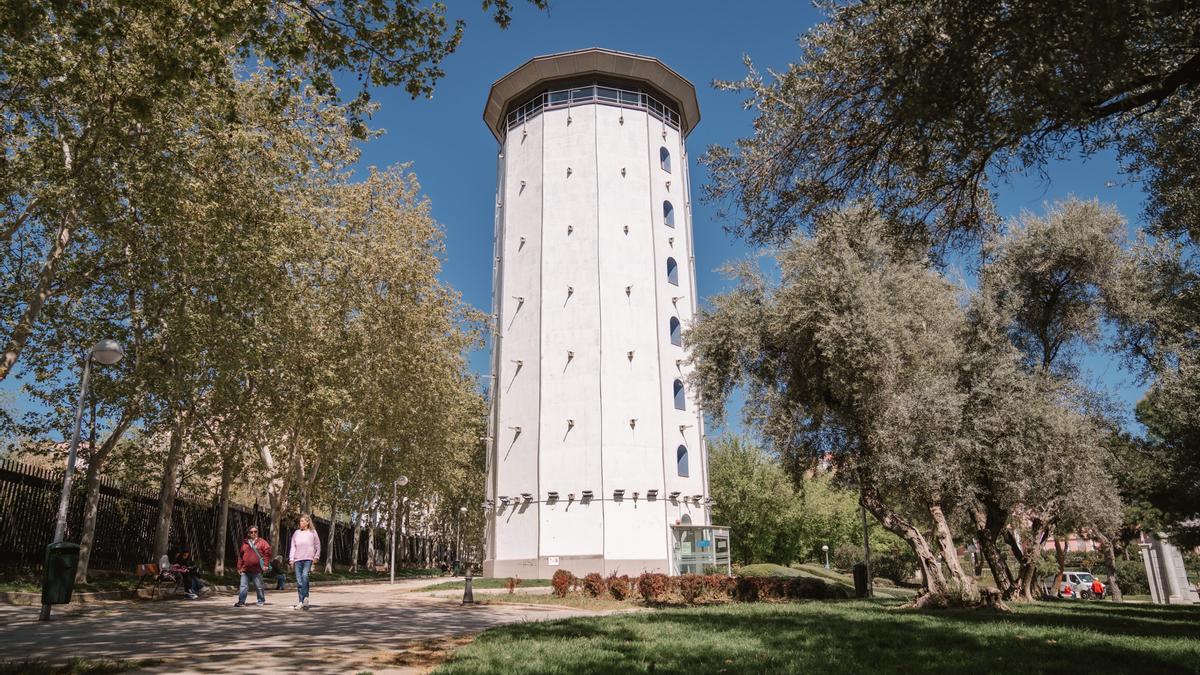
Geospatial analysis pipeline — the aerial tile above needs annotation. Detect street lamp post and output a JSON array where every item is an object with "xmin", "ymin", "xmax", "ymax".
[
  {"xmin": 822, "ymin": 544, "xmax": 831, "ymax": 570},
  {"xmin": 460, "ymin": 505, "xmax": 474, "ymax": 605},
  {"xmin": 40, "ymin": 339, "xmax": 123, "ymax": 622},
  {"xmin": 390, "ymin": 475, "xmax": 408, "ymax": 585}
]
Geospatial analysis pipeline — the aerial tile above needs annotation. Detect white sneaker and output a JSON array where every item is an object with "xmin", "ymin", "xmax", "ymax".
[
  {"xmin": 302, "ymin": 597, "xmax": 310, "ymax": 609},
  {"xmin": 292, "ymin": 603, "xmax": 302, "ymax": 610}
]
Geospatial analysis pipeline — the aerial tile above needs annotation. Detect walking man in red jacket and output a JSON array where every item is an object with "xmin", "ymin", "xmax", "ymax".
[{"xmin": 235, "ymin": 526, "xmax": 272, "ymax": 607}]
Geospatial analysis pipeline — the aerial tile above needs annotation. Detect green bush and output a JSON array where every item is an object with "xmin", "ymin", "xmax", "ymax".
[
  {"xmin": 733, "ymin": 576, "xmax": 830, "ymax": 601},
  {"xmin": 872, "ymin": 547, "xmax": 918, "ymax": 585},
  {"xmin": 831, "ymin": 543, "xmax": 860, "ymax": 570},
  {"xmin": 738, "ymin": 563, "xmax": 801, "ymax": 578},
  {"xmin": 1114, "ymin": 559, "xmax": 1150, "ymax": 595}
]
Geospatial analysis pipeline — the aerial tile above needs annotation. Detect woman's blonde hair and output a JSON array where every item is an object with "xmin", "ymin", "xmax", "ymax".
[{"xmin": 298, "ymin": 514, "xmax": 313, "ymax": 530}]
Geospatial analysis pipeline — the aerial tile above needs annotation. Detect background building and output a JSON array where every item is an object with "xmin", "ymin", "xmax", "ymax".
[{"xmin": 482, "ymin": 49, "xmax": 725, "ymax": 578}]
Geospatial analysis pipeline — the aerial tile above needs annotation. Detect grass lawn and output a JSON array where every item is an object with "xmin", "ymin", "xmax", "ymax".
[
  {"xmin": 436, "ymin": 600, "xmax": 1200, "ymax": 674},
  {"xmin": 420, "ymin": 578, "xmax": 552, "ymax": 591}
]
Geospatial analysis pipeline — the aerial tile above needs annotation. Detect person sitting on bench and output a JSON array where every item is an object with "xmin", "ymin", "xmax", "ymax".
[{"xmin": 170, "ymin": 550, "xmax": 202, "ymax": 599}]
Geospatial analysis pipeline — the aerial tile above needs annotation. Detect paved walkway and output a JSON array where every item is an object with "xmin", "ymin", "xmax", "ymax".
[{"xmin": 0, "ymin": 579, "xmax": 602, "ymax": 674}]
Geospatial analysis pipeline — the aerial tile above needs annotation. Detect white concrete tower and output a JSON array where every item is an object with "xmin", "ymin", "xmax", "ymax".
[{"xmin": 482, "ymin": 49, "xmax": 714, "ymax": 579}]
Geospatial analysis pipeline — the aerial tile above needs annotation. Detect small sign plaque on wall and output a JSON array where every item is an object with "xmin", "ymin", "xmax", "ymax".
[{"xmin": 548, "ymin": 556, "xmax": 560, "ymax": 566}]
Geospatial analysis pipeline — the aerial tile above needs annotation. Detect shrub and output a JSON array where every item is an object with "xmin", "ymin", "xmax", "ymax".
[
  {"xmin": 637, "ymin": 573, "xmax": 671, "ymax": 603},
  {"xmin": 703, "ymin": 574, "xmax": 736, "ymax": 599},
  {"xmin": 734, "ymin": 575, "xmax": 828, "ymax": 602},
  {"xmin": 607, "ymin": 574, "xmax": 631, "ymax": 600},
  {"xmin": 551, "ymin": 570, "xmax": 575, "ymax": 598},
  {"xmin": 1114, "ymin": 559, "xmax": 1150, "ymax": 595},
  {"xmin": 734, "ymin": 576, "xmax": 778, "ymax": 601},
  {"xmin": 787, "ymin": 577, "xmax": 829, "ymax": 600},
  {"xmin": 831, "ymin": 543, "xmax": 860, "ymax": 570},
  {"xmin": 678, "ymin": 574, "xmax": 705, "ymax": 603},
  {"xmin": 737, "ymin": 563, "xmax": 801, "ymax": 578},
  {"xmin": 582, "ymin": 572, "xmax": 606, "ymax": 598},
  {"xmin": 505, "ymin": 577, "xmax": 522, "ymax": 594},
  {"xmin": 872, "ymin": 548, "xmax": 918, "ymax": 585}
]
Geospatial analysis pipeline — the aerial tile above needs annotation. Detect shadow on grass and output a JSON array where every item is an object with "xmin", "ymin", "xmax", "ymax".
[
  {"xmin": 437, "ymin": 600, "xmax": 1200, "ymax": 674},
  {"xmin": 937, "ymin": 601, "xmax": 1200, "ymax": 640}
]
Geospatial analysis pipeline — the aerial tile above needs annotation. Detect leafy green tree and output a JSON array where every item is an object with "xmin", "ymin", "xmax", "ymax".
[
  {"xmin": 960, "ymin": 199, "xmax": 1127, "ymax": 600},
  {"xmin": 1, "ymin": 0, "xmax": 544, "ymax": 383},
  {"xmin": 704, "ymin": 0, "xmax": 1200, "ymax": 248},
  {"xmin": 709, "ymin": 436, "xmax": 805, "ymax": 565},
  {"xmin": 690, "ymin": 208, "xmax": 975, "ymax": 599},
  {"xmin": 1132, "ymin": 365, "xmax": 1200, "ymax": 546}
]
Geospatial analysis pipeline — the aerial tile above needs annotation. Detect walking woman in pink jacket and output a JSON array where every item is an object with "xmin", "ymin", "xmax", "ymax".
[{"xmin": 289, "ymin": 515, "xmax": 321, "ymax": 610}]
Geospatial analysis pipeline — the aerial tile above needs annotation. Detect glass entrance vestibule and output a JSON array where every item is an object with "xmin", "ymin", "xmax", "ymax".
[{"xmin": 671, "ymin": 525, "xmax": 732, "ymax": 575}]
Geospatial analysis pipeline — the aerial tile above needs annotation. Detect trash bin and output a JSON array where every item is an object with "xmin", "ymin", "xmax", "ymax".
[
  {"xmin": 852, "ymin": 562, "xmax": 869, "ymax": 598},
  {"xmin": 42, "ymin": 542, "xmax": 81, "ymax": 606}
]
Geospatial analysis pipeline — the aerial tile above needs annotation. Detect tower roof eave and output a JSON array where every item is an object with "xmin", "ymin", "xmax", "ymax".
[{"xmin": 483, "ymin": 48, "xmax": 701, "ymax": 142}]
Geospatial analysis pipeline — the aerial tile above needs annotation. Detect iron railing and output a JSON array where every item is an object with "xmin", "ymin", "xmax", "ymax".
[{"xmin": 506, "ymin": 83, "xmax": 681, "ymax": 133}]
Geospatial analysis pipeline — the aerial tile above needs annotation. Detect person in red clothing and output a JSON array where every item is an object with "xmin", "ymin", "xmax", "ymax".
[
  {"xmin": 234, "ymin": 526, "xmax": 272, "ymax": 607},
  {"xmin": 1091, "ymin": 578, "xmax": 1105, "ymax": 599}
]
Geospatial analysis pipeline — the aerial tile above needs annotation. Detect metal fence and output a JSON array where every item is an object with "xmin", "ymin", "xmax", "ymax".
[{"xmin": 0, "ymin": 458, "xmax": 451, "ymax": 572}]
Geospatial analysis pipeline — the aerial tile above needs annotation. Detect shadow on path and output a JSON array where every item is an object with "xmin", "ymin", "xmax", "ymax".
[{"xmin": 0, "ymin": 583, "xmax": 597, "ymax": 673}]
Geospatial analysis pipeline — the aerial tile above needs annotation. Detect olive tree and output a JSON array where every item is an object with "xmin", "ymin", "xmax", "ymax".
[{"xmin": 689, "ymin": 208, "xmax": 977, "ymax": 600}]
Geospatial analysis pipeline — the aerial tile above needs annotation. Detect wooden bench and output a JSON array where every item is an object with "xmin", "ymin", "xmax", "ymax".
[{"xmin": 135, "ymin": 563, "xmax": 181, "ymax": 593}]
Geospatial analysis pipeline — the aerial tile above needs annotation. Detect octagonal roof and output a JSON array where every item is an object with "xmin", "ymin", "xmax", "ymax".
[{"xmin": 483, "ymin": 48, "xmax": 700, "ymax": 141}]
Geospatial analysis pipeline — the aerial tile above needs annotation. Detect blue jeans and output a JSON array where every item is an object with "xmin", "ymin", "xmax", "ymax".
[
  {"xmin": 295, "ymin": 559, "xmax": 313, "ymax": 602},
  {"xmin": 239, "ymin": 572, "xmax": 264, "ymax": 605}
]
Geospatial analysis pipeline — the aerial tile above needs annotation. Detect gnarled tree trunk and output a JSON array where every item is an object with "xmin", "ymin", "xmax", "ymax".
[
  {"xmin": 969, "ymin": 504, "xmax": 1017, "ymax": 598},
  {"xmin": 930, "ymin": 502, "xmax": 977, "ymax": 597},
  {"xmin": 1052, "ymin": 535, "xmax": 1067, "ymax": 597},
  {"xmin": 1094, "ymin": 530, "xmax": 1122, "ymax": 602},
  {"xmin": 860, "ymin": 485, "xmax": 948, "ymax": 596},
  {"xmin": 1008, "ymin": 518, "xmax": 1051, "ymax": 601}
]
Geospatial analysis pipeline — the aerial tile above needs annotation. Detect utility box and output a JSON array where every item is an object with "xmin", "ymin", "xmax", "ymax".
[
  {"xmin": 852, "ymin": 562, "xmax": 869, "ymax": 598},
  {"xmin": 41, "ymin": 542, "xmax": 81, "ymax": 605}
]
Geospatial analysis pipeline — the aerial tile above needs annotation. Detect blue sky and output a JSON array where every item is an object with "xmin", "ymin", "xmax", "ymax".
[
  {"xmin": 352, "ymin": 1, "xmax": 1148, "ymax": 434},
  {"xmin": 2, "ymin": 1, "xmax": 1149, "ymax": 436}
]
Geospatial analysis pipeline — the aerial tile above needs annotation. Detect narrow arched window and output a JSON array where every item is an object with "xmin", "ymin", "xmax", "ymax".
[
  {"xmin": 663, "ymin": 201, "xmax": 675, "ymax": 227},
  {"xmin": 669, "ymin": 317, "xmax": 682, "ymax": 346},
  {"xmin": 667, "ymin": 257, "xmax": 679, "ymax": 285},
  {"xmin": 673, "ymin": 379, "xmax": 686, "ymax": 410},
  {"xmin": 677, "ymin": 445, "xmax": 689, "ymax": 477},
  {"xmin": 660, "ymin": 147, "xmax": 672, "ymax": 173}
]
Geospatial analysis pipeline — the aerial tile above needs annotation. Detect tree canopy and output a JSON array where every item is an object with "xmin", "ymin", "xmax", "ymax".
[{"xmin": 704, "ymin": 0, "xmax": 1200, "ymax": 249}]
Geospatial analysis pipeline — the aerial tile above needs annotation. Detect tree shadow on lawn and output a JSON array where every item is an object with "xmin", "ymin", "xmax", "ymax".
[
  {"xmin": 938, "ymin": 601, "xmax": 1200, "ymax": 641},
  {"xmin": 1048, "ymin": 601, "xmax": 1200, "ymax": 625},
  {"xmin": 439, "ymin": 600, "xmax": 1199, "ymax": 675}
]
